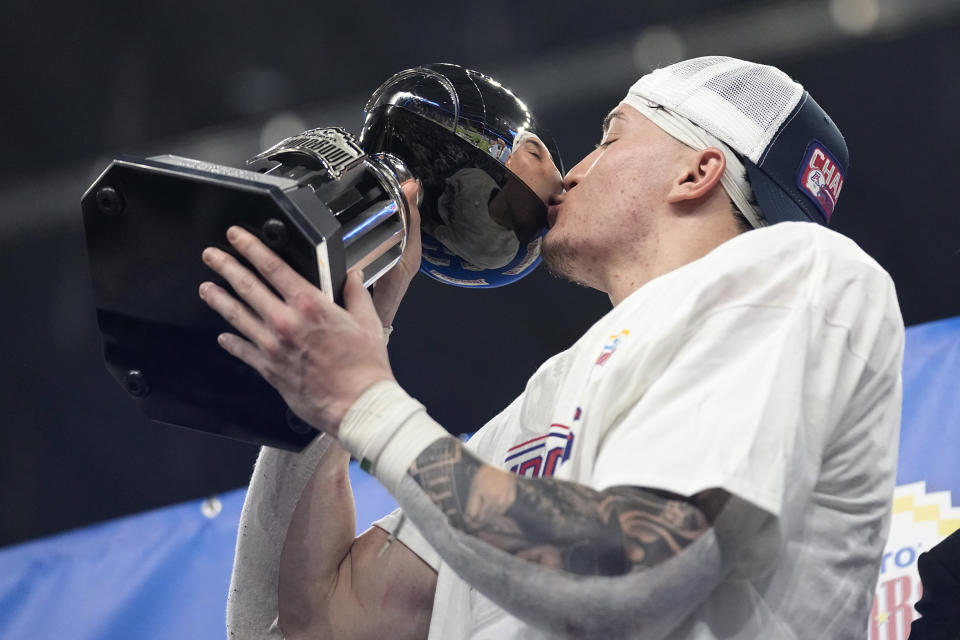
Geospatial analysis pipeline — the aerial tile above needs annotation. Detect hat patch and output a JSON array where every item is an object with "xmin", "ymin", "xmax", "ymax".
[{"xmin": 797, "ymin": 141, "xmax": 844, "ymax": 222}]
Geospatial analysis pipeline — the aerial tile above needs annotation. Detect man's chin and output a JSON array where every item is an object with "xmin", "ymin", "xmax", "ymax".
[{"xmin": 541, "ymin": 234, "xmax": 584, "ymax": 285}]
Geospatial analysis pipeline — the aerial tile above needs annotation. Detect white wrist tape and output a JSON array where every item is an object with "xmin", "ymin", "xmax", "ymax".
[{"xmin": 338, "ymin": 381, "xmax": 449, "ymax": 494}]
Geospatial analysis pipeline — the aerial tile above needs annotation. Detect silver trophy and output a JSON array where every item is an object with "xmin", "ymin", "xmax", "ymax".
[{"xmin": 81, "ymin": 63, "xmax": 563, "ymax": 450}]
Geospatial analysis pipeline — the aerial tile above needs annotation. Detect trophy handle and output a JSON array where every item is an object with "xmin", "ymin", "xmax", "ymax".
[{"xmin": 251, "ymin": 129, "xmax": 414, "ymax": 292}]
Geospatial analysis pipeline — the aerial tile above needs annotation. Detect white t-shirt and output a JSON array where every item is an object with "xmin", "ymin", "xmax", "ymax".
[{"xmin": 376, "ymin": 222, "xmax": 904, "ymax": 639}]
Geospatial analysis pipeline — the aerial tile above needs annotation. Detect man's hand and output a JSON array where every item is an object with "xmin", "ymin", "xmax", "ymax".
[
  {"xmin": 371, "ymin": 180, "xmax": 422, "ymax": 327},
  {"xmin": 198, "ymin": 227, "xmax": 393, "ymax": 435}
]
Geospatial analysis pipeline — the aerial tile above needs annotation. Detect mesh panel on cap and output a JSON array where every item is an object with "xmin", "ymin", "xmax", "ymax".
[
  {"xmin": 633, "ymin": 57, "xmax": 804, "ymax": 163},
  {"xmin": 704, "ymin": 66, "xmax": 797, "ymax": 134},
  {"xmin": 670, "ymin": 56, "xmax": 730, "ymax": 79}
]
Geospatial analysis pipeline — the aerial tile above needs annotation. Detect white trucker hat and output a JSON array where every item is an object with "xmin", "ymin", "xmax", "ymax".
[{"xmin": 625, "ymin": 56, "xmax": 848, "ymax": 226}]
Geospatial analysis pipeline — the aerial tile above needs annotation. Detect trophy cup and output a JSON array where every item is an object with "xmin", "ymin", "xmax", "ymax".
[{"xmin": 81, "ymin": 63, "xmax": 562, "ymax": 450}]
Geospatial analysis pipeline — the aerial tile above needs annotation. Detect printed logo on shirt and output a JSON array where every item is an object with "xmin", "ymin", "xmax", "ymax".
[
  {"xmin": 504, "ymin": 423, "xmax": 575, "ymax": 478},
  {"xmin": 595, "ymin": 329, "xmax": 629, "ymax": 366},
  {"xmin": 796, "ymin": 140, "xmax": 844, "ymax": 222},
  {"xmin": 870, "ymin": 482, "xmax": 960, "ymax": 640}
]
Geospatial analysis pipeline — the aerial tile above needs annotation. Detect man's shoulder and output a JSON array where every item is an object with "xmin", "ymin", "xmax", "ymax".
[
  {"xmin": 735, "ymin": 222, "xmax": 884, "ymax": 274},
  {"xmin": 720, "ymin": 222, "xmax": 904, "ymax": 360},
  {"xmin": 725, "ymin": 220, "xmax": 840, "ymax": 256},
  {"xmin": 705, "ymin": 222, "xmax": 896, "ymax": 301},
  {"xmin": 613, "ymin": 222, "xmax": 902, "ymax": 352}
]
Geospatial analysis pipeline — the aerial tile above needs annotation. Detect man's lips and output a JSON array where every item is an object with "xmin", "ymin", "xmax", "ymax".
[{"xmin": 547, "ymin": 203, "xmax": 561, "ymax": 229}]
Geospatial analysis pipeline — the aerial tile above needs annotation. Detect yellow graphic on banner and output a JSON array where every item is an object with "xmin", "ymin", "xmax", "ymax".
[{"xmin": 892, "ymin": 494, "xmax": 960, "ymax": 537}]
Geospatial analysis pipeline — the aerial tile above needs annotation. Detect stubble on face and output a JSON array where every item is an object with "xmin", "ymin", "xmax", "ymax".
[{"xmin": 542, "ymin": 231, "xmax": 591, "ymax": 287}]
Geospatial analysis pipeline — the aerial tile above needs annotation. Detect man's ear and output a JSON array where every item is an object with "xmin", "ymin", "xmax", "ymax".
[{"xmin": 666, "ymin": 147, "xmax": 726, "ymax": 204}]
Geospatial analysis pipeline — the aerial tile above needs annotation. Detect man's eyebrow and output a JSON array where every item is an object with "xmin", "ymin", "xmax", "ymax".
[{"xmin": 602, "ymin": 110, "xmax": 625, "ymax": 134}]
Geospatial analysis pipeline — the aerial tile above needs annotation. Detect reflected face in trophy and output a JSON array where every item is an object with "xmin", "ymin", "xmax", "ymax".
[
  {"xmin": 505, "ymin": 134, "xmax": 563, "ymax": 205},
  {"xmin": 426, "ymin": 132, "xmax": 564, "ymax": 272}
]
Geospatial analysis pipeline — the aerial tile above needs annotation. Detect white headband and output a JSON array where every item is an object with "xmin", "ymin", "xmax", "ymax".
[
  {"xmin": 512, "ymin": 130, "xmax": 532, "ymax": 154},
  {"xmin": 620, "ymin": 94, "xmax": 767, "ymax": 228}
]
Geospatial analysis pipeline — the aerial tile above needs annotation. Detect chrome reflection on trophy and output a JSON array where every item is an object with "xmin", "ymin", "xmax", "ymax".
[{"xmin": 360, "ymin": 63, "xmax": 563, "ymax": 288}]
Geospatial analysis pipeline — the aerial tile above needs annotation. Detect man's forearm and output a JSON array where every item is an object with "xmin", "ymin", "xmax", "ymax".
[
  {"xmin": 226, "ymin": 435, "xmax": 354, "ymax": 639},
  {"xmin": 408, "ymin": 437, "xmax": 725, "ymax": 576},
  {"xmin": 276, "ymin": 441, "xmax": 356, "ymax": 635},
  {"xmin": 387, "ymin": 458, "xmax": 729, "ymax": 639}
]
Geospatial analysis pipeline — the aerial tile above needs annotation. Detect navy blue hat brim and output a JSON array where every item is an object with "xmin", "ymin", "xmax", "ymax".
[{"xmin": 745, "ymin": 92, "xmax": 849, "ymax": 227}]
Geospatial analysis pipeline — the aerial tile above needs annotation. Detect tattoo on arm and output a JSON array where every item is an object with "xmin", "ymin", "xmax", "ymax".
[{"xmin": 408, "ymin": 438, "xmax": 728, "ymax": 576}]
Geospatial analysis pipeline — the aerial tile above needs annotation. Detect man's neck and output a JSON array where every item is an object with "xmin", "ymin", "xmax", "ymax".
[{"xmin": 605, "ymin": 220, "xmax": 742, "ymax": 306}]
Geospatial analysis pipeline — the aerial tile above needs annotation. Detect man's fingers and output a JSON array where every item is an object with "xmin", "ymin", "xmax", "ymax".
[
  {"xmin": 401, "ymin": 180, "xmax": 422, "ymax": 217},
  {"xmin": 343, "ymin": 269, "xmax": 384, "ymax": 334},
  {"xmin": 216, "ymin": 332, "xmax": 271, "ymax": 378},
  {"xmin": 199, "ymin": 281, "xmax": 279, "ymax": 353},
  {"xmin": 401, "ymin": 181, "xmax": 422, "ymax": 243},
  {"xmin": 201, "ymin": 246, "xmax": 286, "ymax": 322},
  {"xmin": 225, "ymin": 226, "xmax": 314, "ymax": 300}
]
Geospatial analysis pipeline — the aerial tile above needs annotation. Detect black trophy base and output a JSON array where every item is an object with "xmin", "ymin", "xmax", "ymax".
[{"xmin": 81, "ymin": 155, "xmax": 344, "ymax": 451}]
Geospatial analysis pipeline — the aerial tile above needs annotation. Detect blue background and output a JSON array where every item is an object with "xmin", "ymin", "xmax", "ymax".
[
  {"xmin": 0, "ymin": 465, "xmax": 398, "ymax": 640},
  {"xmin": 897, "ymin": 315, "xmax": 960, "ymax": 497}
]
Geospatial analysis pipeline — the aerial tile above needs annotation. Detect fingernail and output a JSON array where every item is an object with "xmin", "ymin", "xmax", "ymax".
[
  {"xmin": 201, "ymin": 247, "xmax": 215, "ymax": 263},
  {"xmin": 199, "ymin": 282, "xmax": 211, "ymax": 297},
  {"xmin": 226, "ymin": 226, "xmax": 240, "ymax": 241}
]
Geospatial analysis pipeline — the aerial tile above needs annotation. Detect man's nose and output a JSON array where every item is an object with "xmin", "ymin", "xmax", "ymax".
[
  {"xmin": 562, "ymin": 153, "xmax": 592, "ymax": 192},
  {"xmin": 562, "ymin": 170, "xmax": 580, "ymax": 192}
]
